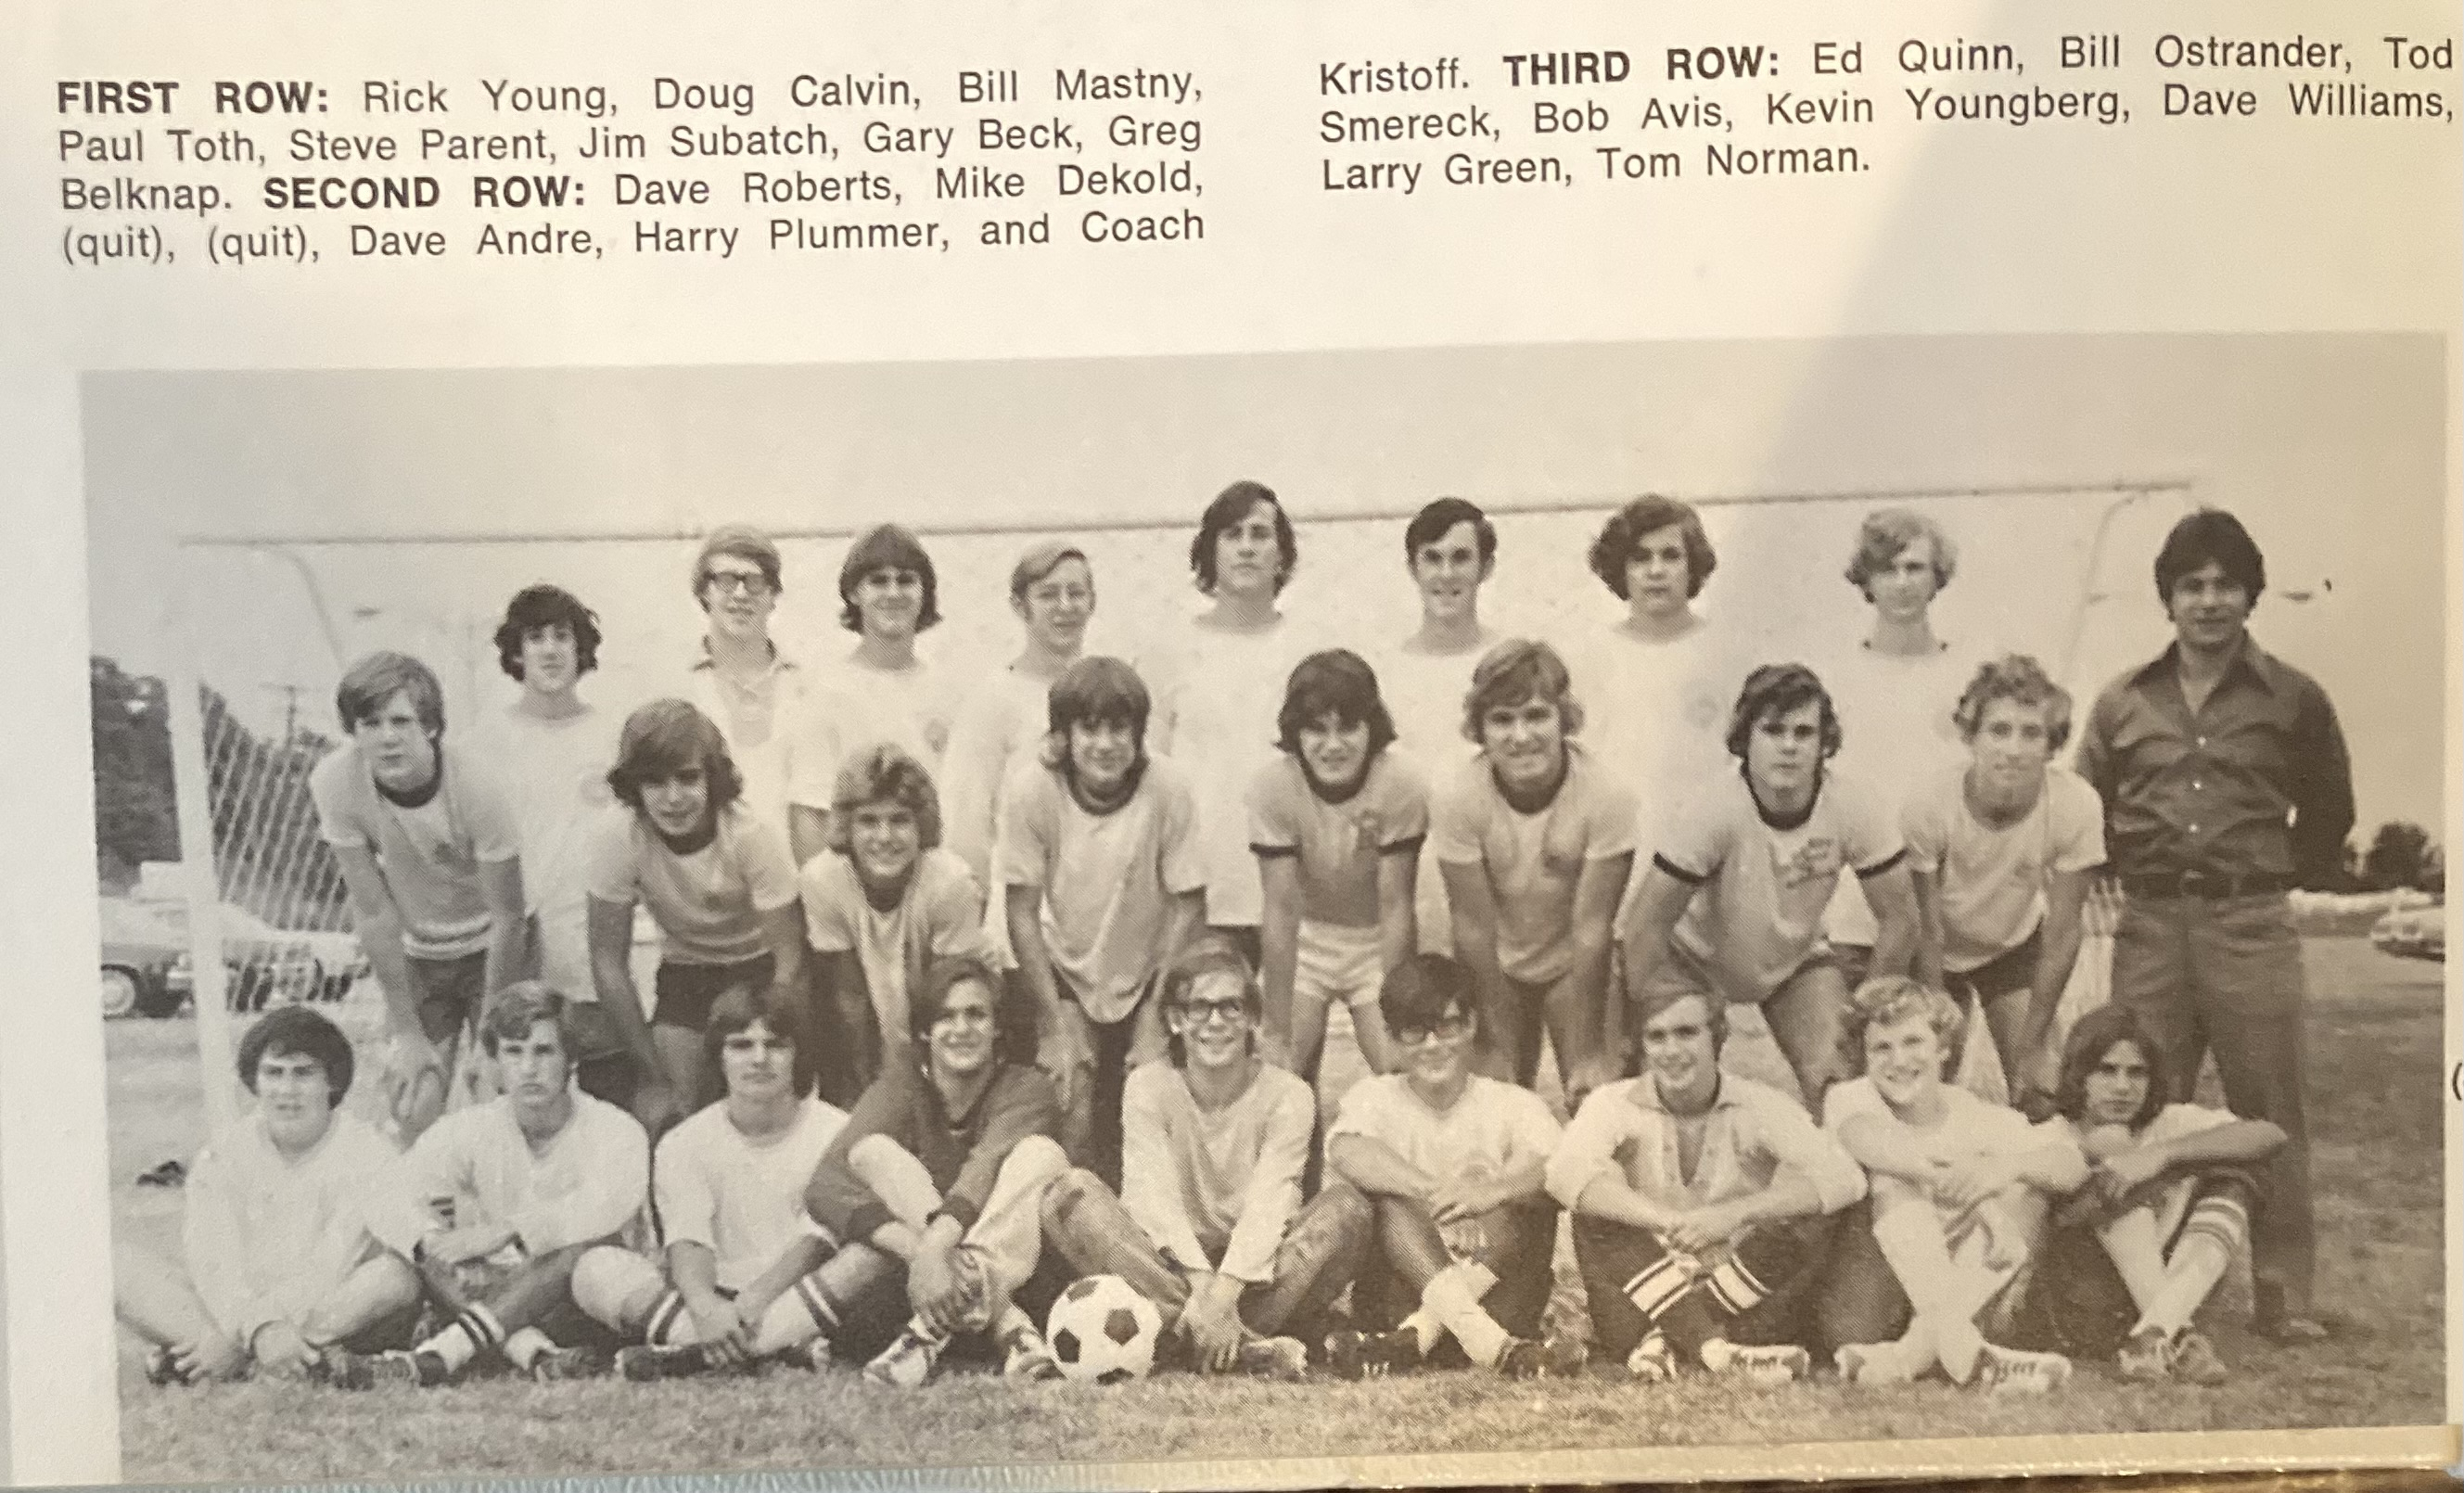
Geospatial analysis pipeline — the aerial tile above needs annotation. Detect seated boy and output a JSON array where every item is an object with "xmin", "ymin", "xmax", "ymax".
[
  {"xmin": 1000, "ymin": 656, "xmax": 1205, "ymax": 1183},
  {"xmin": 2016, "ymin": 1005, "xmax": 2286, "ymax": 1385},
  {"xmin": 326, "ymin": 982, "xmax": 651, "ymax": 1387},
  {"xmin": 1321, "ymin": 954, "xmax": 1585, "ymax": 1381},
  {"xmin": 802, "ymin": 956, "xmax": 1073, "ymax": 1386},
  {"xmin": 1042, "ymin": 937, "xmax": 1370, "ymax": 1379},
  {"xmin": 1819, "ymin": 976, "xmax": 2087, "ymax": 1392},
  {"xmin": 801, "ymin": 742, "xmax": 991, "ymax": 1103},
  {"xmin": 116, "ymin": 1006, "xmax": 419, "ymax": 1384},
  {"xmin": 1551, "ymin": 984, "xmax": 1864, "ymax": 1386},
  {"xmin": 569, "ymin": 983, "xmax": 853, "ymax": 1378}
]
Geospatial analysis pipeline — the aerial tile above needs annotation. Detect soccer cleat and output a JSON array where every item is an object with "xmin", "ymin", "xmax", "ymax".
[
  {"xmin": 999, "ymin": 1321, "xmax": 1065, "ymax": 1383},
  {"xmin": 776, "ymin": 1336, "xmax": 836, "ymax": 1373},
  {"xmin": 616, "ymin": 1342, "xmax": 712, "ymax": 1383},
  {"xmin": 529, "ymin": 1345, "xmax": 610, "ymax": 1382},
  {"xmin": 2168, "ymin": 1329, "xmax": 2231, "ymax": 1387},
  {"xmin": 1975, "ymin": 1343, "xmax": 2073, "ymax": 1395},
  {"xmin": 320, "ymin": 1347, "xmax": 445, "ymax": 1390},
  {"xmin": 1626, "ymin": 1333, "xmax": 1679, "ymax": 1384},
  {"xmin": 1713, "ymin": 1343, "xmax": 1810, "ymax": 1390},
  {"xmin": 1321, "ymin": 1327, "xmax": 1420, "ymax": 1382},
  {"xmin": 2115, "ymin": 1325, "xmax": 2174, "ymax": 1383},
  {"xmin": 1832, "ymin": 1342, "xmax": 1917, "ymax": 1386},
  {"xmin": 1497, "ymin": 1333, "xmax": 1588, "ymax": 1382},
  {"xmin": 144, "ymin": 1346, "xmax": 184, "ymax": 1387},
  {"xmin": 863, "ymin": 1324, "xmax": 947, "ymax": 1388},
  {"xmin": 1233, "ymin": 1335, "xmax": 1309, "ymax": 1382}
]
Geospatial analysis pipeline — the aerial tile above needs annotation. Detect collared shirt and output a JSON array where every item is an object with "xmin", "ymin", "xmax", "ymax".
[
  {"xmin": 1545, "ymin": 1074, "xmax": 1865, "ymax": 1218},
  {"xmin": 2075, "ymin": 638, "xmax": 2353, "ymax": 885},
  {"xmin": 686, "ymin": 640, "xmax": 809, "ymax": 844}
]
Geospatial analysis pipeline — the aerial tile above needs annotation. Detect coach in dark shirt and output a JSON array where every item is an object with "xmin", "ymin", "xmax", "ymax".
[{"xmin": 2075, "ymin": 508, "xmax": 2353, "ymax": 1344}]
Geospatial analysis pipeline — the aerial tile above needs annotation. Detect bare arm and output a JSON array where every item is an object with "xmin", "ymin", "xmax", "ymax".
[
  {"xmin": 1325, "ymin": 1132, "xmax": 1436, "ymax": 1204},
  {"xmin": 586, "ymin": 896, "xmax": 659, "ymax": 1076},
  {"xmin": 1374, "ymin": 847, "xmax": 1418, "ymax": 975},
  {"xmin": 2018, "ymin": 869, "xmax": 2091, "ymax": 1091},
  {"xmin": 1439, "ymin": 861, "xmax": 1515, "ymax": 1081},
  {"xmin": 1547, "ymin": 850, "xmax": 1632, "ymax": 1103},
  {"xmin": 1909, "ymin": 868, "xmax": 1947, "ymax": 990},
  {"xmin": 1256, "ymin": 856, "xmax": 1304, "ymax": 1065},
  {"xmin": 477, "ymin": 855, "xmax": 526, "ymax": 998},
  {"xmin": 758, "ymin": 901, "xmax": 808, "ymax": 994},
  {"xmin": 1616, "ymin": 864, "xmax": 1698, "ymax": 1020},
  {"xmin": 1860, "ymin": 862, "xmax": 1920, "ymax": 983},
  {"xmin": 788, "ymin": 806, "xmax": 832, "ymax": 873},
  {"xmin": 1005, "ymin": 883, "xmax": 1084, "ymax": 1108},
  {"xmin": 333, "ymin": 845, "xmax": 429, "ymax": 1059}
]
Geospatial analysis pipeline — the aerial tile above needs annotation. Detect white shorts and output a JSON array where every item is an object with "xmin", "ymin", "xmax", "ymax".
[{"xmin": 1296, "ymin": 920, "xmax": 1385, "ymax": 1012}]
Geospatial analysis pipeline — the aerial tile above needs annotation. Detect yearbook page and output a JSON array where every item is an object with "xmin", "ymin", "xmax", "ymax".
[{"xmin": 1, "ymin": 0, "xmax": 2457, "ymax": 1486}]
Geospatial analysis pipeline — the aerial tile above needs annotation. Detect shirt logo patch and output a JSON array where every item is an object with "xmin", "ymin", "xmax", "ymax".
[{"xmin": 1771, "ymin": 836, "xmax": 1845, "ymax": 890}]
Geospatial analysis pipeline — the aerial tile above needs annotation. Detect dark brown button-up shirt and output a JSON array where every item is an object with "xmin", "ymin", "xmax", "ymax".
[{"xmin": 2075, "ymin": 638, "xmax": 2354, "ymax": 887}]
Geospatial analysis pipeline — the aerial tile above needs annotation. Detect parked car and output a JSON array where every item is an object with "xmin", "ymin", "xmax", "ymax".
[
  {"xmin": 98, "ymin": 898, "xmax": 186, "ymax": 1019},
  {"xmin": 2369, "ymin": 902, "xmax": 2445, "ymax": 963},
  {"xmin": 137, "ymin": 899, "xmax": 367, "ymax": 1013}
]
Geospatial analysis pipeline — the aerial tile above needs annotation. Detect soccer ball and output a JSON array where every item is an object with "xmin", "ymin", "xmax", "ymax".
[{"xmin": 1045, "ymin": 1274, "xmax": 1162, "ymax": 1384}]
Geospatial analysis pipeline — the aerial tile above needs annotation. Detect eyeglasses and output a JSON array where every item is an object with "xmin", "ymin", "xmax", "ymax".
[
  {"xmin": 1173, "ymin": 996, "xmax": 1251, "ymax": 1027},
  {"xmin": 1392, "ymin": 1013, "xmax": 1473, "ymax": 1046},
  {"xmin": 705, "ymin": 570, "xmax": 773, "ymax": 596}
]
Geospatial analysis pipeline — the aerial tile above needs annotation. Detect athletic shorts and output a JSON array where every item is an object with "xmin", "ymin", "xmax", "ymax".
[
  {"xmin": 1943, "ymin": 930, "xmax": 2042, "ymax": 1017},
  {"xmin": 407, "ymin": 951, "xmax": 489, "ymax": 1048},
  {"xmin": 652, "ymin": 953, "xmax": 774, "ymax": 1031},
  {"xmin": 1295, "ymin": 920, "xmax": 1384, "ymax": 1011},
  {"xmin": 1636, "ymin": 940, "xmax": 1837, "ymax": 1009}
]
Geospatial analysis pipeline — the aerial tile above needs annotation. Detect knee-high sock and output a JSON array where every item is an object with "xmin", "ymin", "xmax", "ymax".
[
  {"xmin": 749, "ymin": 1270, "xmax": 842, "ymax": 1355},
  {"xmin": 415, "ymin": 1303, "xmax": 505, "ymax": 1373},
  {"xmin": 2138, "ymin": 1193, "xmax": 2246, "ymax": 1337},
  {"xmin": 1399, "ymin": 1259, "xmax": 1494, "ymax": 1355},
  {"xmin": 1421, "ymin": 1261, "xmax": 1509, "ymax": 1368}
]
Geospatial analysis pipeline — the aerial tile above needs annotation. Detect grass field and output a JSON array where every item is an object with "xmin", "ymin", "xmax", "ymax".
[{"xmin": 108, "ymin": 938, "xmax": 2446, "ymax": 1483}]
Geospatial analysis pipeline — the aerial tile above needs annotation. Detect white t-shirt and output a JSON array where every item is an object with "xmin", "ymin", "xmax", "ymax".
[
  {"xmin": 996, "ymin": 757, "xmax": 1206, "ymax": 1024},
  {"xmin": 1817, "ymin": 637, "xmax": 1986, "ymax": 946},
  {"xmin": 940, "ymin": 662, "xmax": 1065, "ymax": 889},
  {"xmin": 588, "ymin": 802, "xmax": 800, "ymax": 966},
  {"xmin": 183, "ymin": 1110, "xmax": 397, "ymax": 1340},
  {"xmin": 1569, "ymin": 617, "xmax": 1745, "ymax": 840},
  {"xmin": 1140, "ymin": 614, "xmax": 1321, "ymax": 928},
  {"xmin": 1430, "ymin": 743, "xmax": 1639, "ymax": 985},
  {"xmin": 1822, "ymin": 1077, "xmax": 2082, "ymax": 1239},
  {"xmin": 655, "ymin": 1096, "xmax": 849, "ymax": 1290},
  {"xmin": 1657, "ymin": 766, "xmax": 1903, "ymax": 1003},
  {"xmin": 1328, "ymin": 1073, "xmax": 1561, "ymax": 1189},
  {"xmin": 786, "ymin": 649, "xmax": 959, "ymax": 812},
  {"xmin": 1374, "ymin": 634, "xmax": 1493, "ymax": 776},
  {"xmin": 376, "ymin": 1091, "xmax": 651, "ymax": 1258},
  {"xmin": 1901, "ymin": 766, "xmax": 2106, "ymax": 972},
  {"xmin": 309, "ymin": 742, "xmax": 520, "ymax": 959},
  {"xmin": 799, "ymin": 847, "xmax": 990, "ymax": 1063},
  {"xmin": 1247, "ymin": 752, "xmax": 1429, "ymax": 929},
  {"xmin": 481, "ymin": 704, "xmax": 620, "ymax": 998}
]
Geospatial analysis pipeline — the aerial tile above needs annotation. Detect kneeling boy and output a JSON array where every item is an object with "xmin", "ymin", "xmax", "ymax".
[
  {"xmin": 1551, "ymin": 984, "xmax": 1865, "ymax": 1385},
  {"xmin": 1043, "ymin": 936, "xmax": 1370, "ymax": 1379},
  {"xmin": 1322, "ymin": 954, "xmax": 1584, "ymax": 1380}
]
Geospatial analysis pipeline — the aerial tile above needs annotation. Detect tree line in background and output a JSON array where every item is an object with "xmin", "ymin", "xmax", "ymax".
[
  {"xmin": 86, "ymin": 655, "xmax": 2445, "ymax": 915},
  {"xmin": 90, "ymin": 656, "xmax": 348, "ymax": 924}
]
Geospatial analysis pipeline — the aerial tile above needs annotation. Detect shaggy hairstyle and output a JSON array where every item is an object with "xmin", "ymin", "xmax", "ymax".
[
  {"xmin": 1631, "ymin": 982, "xmax": 1729, "ymax": 1058},
  {"xmin": 1009, "ymin": 540, "xmax": 1092, "ymax": 606},
  {"xmin": 692, "ymin": 525, "xmax": 784, "ymax": 601},
  {"xmin": 492, "ymin": 583, "xmax": 604, "ymax": 683},
  {"xmin": 2153, "ymin": 508, "xmax": 2266, "ymax": 607},
  {"xmin": 1158, "ymin": 933, "xmax": 1261, "ymax": 1066},
  {"xmin": 1724, "ymin": 663, "xmax": 1845, "ymax": 762},
  {"xmin": 2051, "ymin": 1003, "xmax": 2176, "ymax": 1133},
  {"xmin": 1844, "ymin": 508, "xmax": 1959, "ymax": 598},
  {"xmin": 237, "ymin": 1004, "xmax": 355, "ymax": 1104},
  {"xmin": 1461, "ymin": 637, "xmax": 1584, "ymax": 744},
  {"xmin": 1952, "ymin": 654, "xmax": 2075, "ymax": 752},
  {"xmin": 1276, "ymin": 649, "xmax": 1398, "ymax": 759},
  {"xmin": 838, "ymin": 524, "xmax": 942, "ymax": 634},
  {"xmin": 906, "ymin": 953, "xmax": 1016, "ymax": 1054},
  {"xmin": 1588, "ymin": 494, "xmax": 1717, "ymax": 601},
  {"xmin": 1041, "ymin": 656, "xmax": 1151, "ymax": 759},
  {"xmin": 607, "ymin": 698, "xmax": 745, "ymax": 810},
  {"xmin": 479, "ymin": 980, "xmax": 578, "ymax": 1060},
  {"xmin": 1378, "ymin": 953, "xmax": 1480, "ymax": 1044},
  {"xmin": 1188, "ymin": 479, "xmax": 1298, "ymax": 595},
  {"xmin": 1403, "ymin": 496, "xmax": 1497, "ymax": 567},
  {"xmin": 335, "ymin": 651, "xmax": 446, "ymax": 739},
  {"xmin": 703, "ymin": 979, "xmax": 810, "ymax": 1073},
  {"xmin": 1838, "ymin": 976, "xmax": 1964, "ymax": 1078},
  {"xmin": 827, "ymin": 742, "xmax": 945, "ymax": 856}
]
